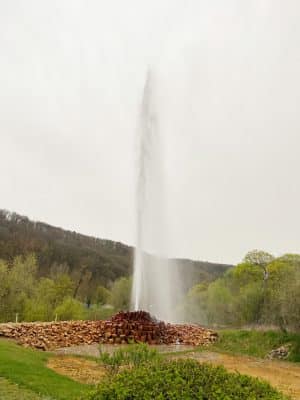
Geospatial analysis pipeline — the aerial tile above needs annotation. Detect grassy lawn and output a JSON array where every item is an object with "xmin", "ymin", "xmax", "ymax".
[
  {"xmin": 0, "ymin": 377, "xmax": 46, "ymax": 400},
  {"xmin": 210, "ymin": 330, "xmax": 300, "ymax": 362},
  {"xmin": 0, "ymin": 339, "xmax": 91, "ymax": 400}
]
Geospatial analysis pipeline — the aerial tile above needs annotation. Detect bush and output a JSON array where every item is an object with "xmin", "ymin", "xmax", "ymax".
[
  {"xmin": 98, "ymin": 343, "xmax": 161, "ymax": 375},
  {"xmin": 87, "ymin": 359, "xmax": 288, "ymax": 400},
  {"xmin": 109, "ymin": 277, "xmax": 131, "ymax": 311},
  {"xmin": 85, "ymin": 305, "xmax": 115, "ymax": 321},
  {"xmin": 54, "ymin": 297, "xmax": 86, "ymax": 321}
]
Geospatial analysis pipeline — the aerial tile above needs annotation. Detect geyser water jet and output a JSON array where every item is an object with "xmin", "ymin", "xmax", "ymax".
[{"xmin": 131, "ymin": 71, "xmax": 180, "ymax": 322}]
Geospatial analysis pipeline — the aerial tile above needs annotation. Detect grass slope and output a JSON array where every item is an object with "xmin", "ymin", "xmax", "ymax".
[
  {"xmin": 0, "ymin": 339, "xmax": 90, "ymax": 400},
  {"xmin": 0, "ymin": 377, "xmax": 46, "ymax": 400},
  {"xmin": 212, "ymin": 330, "xmax": 300, "ymax": 362}
]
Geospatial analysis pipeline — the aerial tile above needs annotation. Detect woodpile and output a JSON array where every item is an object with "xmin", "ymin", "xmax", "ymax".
[
  {"xmin": 165, "ymin": 323, "xmax": 218, "ymax": 346},
  {"xmin": 0, "ymin": 320, "xmax": 106, "ymax": 350},
  {"xmin": 0, "ymin": 311, "xmax": 217, "ymax": 350}
]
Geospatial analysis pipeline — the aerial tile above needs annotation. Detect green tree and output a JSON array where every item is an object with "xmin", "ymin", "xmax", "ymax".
[
  {"xmin": 0, "ymin": 260, "xmax": 10, "ymax": 322},
  {"xmin": 94, "ymin": 285, "xmax": 111, "ymax": 305},
  {"xmin": 262, "ymin": 256, "xmax": 300, "ymax": 331},
  {"xmin": 23, "ymin": 273, "xmax": 75, "ymax": 322},
  {"xmin": 181, "ymin": 283, "xmax": 208, "ymax": 324},
  {"xmin": 243, "ymin": 250, "xmax": 274, "ymax": 281},
  {"xmin": 6, "ymin": 254, "xmax": 38, "ymax": 321},
  {"xmin": 54, "ymin": 297, "xmax": 86, "ymax": 321},
  {"xmin": 109, "ymin": 277, "xmax": 131, "ymax": 311}
]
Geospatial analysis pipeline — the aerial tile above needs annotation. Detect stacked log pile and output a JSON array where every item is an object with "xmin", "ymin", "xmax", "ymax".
[
  {"xmin": 0, "ymin": 311, "xmax": 217, "ymax": 350},
  {"xmin": 0, "ymin": 320, "xmax": 106, "ymax": 350},
  {"xmin": 165, "ymin": 323, "xmax": 218, "ymax": 346}
]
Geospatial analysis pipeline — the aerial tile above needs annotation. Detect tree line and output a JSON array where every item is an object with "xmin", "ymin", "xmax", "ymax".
[
  {"xmin": 1, "ymin": 249, "xmax": 299, "ymax": 333},
  {"xmin": 0, "ymin": 209, "xmax": 230, "ymax": 305},
  {"xmin": 182, "ymin": 250, "xmax": 300, "ymax": 332},
  {"xmin": 0, "ymin": 210, "xmax": 133, "ymax": 299},
  {"xmin": 0, "ymin": 254, "xmax": 131, "ymax": 323}
]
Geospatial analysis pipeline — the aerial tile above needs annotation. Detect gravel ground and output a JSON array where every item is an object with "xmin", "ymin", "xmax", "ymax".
[{"xmin": 55, "ymin": 343, "xmax": 195, "ymax": 357}]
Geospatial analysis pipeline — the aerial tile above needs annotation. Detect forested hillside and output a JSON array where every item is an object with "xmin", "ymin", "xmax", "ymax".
[
  {"xmin": 0, "ymin": 209, "xmax": 132, "ymax": 287},
  {"xmin": 0, "ymin": 210, "xmax": 231, "ymax": 300}
]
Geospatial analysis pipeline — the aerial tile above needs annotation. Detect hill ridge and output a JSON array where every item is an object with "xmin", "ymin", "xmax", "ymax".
[{"xmin": 0, "ymin": 209, "xmax": 232, "ymax": 299}]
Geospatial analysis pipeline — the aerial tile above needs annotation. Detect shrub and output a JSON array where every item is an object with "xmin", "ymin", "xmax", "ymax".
[
  {"xmin": 85, "ymin": 305, "xmax": 115, "ymax": 321},
  {"xmin": 98, "ymin": 343, "xmax": 161, "ymax": 375},
  {"xmin": 87, "ymin": 359, "xmax": 288, "ymax": 400},
  {"xmin": 109, "ymin": 277, "xmax": 131, "ymax": 311},
  {"xmin": 54, "ymin": 297, "xmax": 86, "ymax": 321}
]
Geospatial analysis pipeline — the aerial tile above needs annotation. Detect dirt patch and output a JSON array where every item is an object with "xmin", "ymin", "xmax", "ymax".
[
  {"xmin": 56, "ymin": 343, "xmax": 195, "ymax": 358},
  {"xmin": 181, "ymin": 351, "xmax": 300, "ymax": 400},
  {"xmin": 47, "ymin": 356, "xmax": 106, "ymax": 385}
]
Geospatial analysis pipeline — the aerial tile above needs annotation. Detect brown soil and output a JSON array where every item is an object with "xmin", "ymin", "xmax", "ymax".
[
  {"xmin": 183, "ymin": 351, "xmax": 300, "ymax": 400},
  {"xmin": 47, "ymin": 356, "xmax": 106, "ymax": 385}
]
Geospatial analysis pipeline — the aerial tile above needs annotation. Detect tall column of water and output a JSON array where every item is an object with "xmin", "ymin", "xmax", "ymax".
[{"xmin": 131, "ymin": 71, "xmax": 176, "ymax": 322}]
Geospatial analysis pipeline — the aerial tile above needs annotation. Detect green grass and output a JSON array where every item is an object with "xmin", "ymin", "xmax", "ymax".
[
  {"xmin": 0, "ymin": 377, "xmax": 48, "ymax": 400},
  {"xmin": 210, "ymin": 329, "xmax": 300, "ymax": 362},
  {"xmin": 0, "ymin": 339, "xmax": 91, "ymax": 400}
]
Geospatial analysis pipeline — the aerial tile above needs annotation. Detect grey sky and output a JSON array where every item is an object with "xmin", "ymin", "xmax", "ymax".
[{"xmin": 0, "ymin": 0, "xmax": 299, "ymax": 264}]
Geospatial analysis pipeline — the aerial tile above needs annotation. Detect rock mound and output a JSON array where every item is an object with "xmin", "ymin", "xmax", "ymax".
[
  {"xmin": 0, "ymin": 311, "xmax": 217, "ymax": 350},
  {"xmin": 111, "ymin": 310, "xmax": 157, "ymax": 323}
]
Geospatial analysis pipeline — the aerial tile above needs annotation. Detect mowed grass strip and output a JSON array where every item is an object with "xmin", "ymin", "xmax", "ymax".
[{"xmin": 0, "ymin": 339, "xmax": 91, "ymax": 400}]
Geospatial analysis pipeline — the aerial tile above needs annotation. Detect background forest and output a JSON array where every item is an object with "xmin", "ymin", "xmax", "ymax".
[{"xmin": 0, "ymin": 210, "xmax": 299, "ymax": 332}]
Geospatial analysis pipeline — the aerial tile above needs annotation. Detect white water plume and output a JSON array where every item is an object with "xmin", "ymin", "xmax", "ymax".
[{"xmin": 131, "ymin": 70, "xmax": 181, "ymax": 322}]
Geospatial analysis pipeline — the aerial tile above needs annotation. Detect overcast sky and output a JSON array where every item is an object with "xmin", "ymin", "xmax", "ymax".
[{"xmin": 1, "ymin": 0, "xmax": 299, "ymax": 264}]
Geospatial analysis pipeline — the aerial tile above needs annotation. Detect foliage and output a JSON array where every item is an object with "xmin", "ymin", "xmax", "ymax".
[
  {"xmin": 0, "ymin": 209, "xmax": 231, "ymax": 304},
  {"xmin": 85, "ymin": 305, "xmax": 115, "ymax": 321},
  {"xmin": 98, "ymin": 343, "xmax": 161, "ymax": 375},
  {"xmin": 0, "ymin": 339, "xmax": 90, "ymax": 400},
  {"xmin": 243, "ymin": 250, "xmax": 275, "ymax": 267},
  {"xmin": 109, "ymin": 277, "xmax": 132, "ymax": 311},
  {"xmin": 0, "ymin": 255, "xmax": 114, "ymax": 323},
  {"xmin": 0, "ymin": 254, "xmax": 38, "ymax": 322},
  {"xmin": 183, "ymin": 250, "xmax": 300, "ymax": 332},
  {"xmin": 54, "ymin": 297, "xmax": 86, "ymax": 321},
  {"xmin": 0, "ymin": 209, "xmax": 132, "ymax": 301},
  {"xmin": 87, "ymin": 359, "xmax": 288, "ymax": 400},
  {"xmin": 0, "ymin": 253, "xmax": 130, "ymax": 323},
  {"xmin": 211, "ymin": 330, "xmax": 300, "ymax": 362},
  {"xmin": 0, "ymin": 255, "xmax": 86, "ymax": 323},
  {"xmin": 94, "ymin": 286, "xmax": 111, "ymax": 305},
  {"xmin": 23, "ymin": 274, "xmax": 75, "ymax": 322}
]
